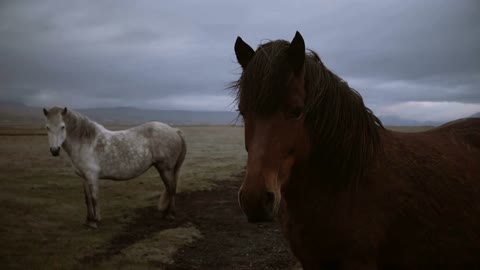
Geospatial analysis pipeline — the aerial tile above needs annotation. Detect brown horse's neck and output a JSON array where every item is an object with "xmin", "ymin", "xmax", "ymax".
[{"xmin": 303, "ymin": 58, "xmax": 383, "ymax": 187}]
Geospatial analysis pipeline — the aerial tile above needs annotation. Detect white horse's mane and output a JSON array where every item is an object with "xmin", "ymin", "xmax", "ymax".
[
  {"xmin": 50, "ymin": 107, "xmax": 99, "ymax": 142},
  {"xmin": 65, "ymin": 110, "xmax": 99, "ymax": 142}
]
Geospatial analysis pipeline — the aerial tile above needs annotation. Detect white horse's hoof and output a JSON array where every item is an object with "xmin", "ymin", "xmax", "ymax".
[
  {"xmin": 84, "ymin": 221, "xmax": 98, "ymax": 229},
  {"xmin": 165, "ymin": 213, "xmax": 175, "ymax": 220},
  {"xmin": 159, "ymin": 210, "xmax": 175, "ymax": 220}
]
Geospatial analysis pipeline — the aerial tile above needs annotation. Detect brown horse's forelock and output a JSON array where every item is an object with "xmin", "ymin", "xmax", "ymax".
[
  {"xmin": 231, "ymin": 39, "xmax": 384, "ymax": 184},
  {"xmin": 230, "ymin": 41, "xmax": 292, "ymax": 115}
]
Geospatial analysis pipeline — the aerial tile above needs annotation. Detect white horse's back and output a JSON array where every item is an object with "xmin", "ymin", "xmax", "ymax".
[{"xmin": 94, "ymin": 122, "xmax": 183, "ymax": 180}]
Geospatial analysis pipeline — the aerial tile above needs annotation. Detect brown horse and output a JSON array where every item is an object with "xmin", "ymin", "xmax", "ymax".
[{"xmin": 232, "ymin": 31, "xmax": 480, "ymax": 269}]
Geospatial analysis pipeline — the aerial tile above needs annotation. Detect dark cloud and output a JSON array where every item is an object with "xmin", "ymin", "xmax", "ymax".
[{"xmin": 0, "ymin": 0, "xmax": 479, "ymax": 120}]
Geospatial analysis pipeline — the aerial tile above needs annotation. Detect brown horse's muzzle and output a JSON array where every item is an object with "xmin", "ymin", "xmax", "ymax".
[{"xmin": 238, "ymin": 189, "xmax": 276, "ymax": 223}]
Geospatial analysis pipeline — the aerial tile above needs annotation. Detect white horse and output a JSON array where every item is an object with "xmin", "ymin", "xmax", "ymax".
[{"xmin": 43, "ymin": 107, "xmax": 187, "ymax": 228}]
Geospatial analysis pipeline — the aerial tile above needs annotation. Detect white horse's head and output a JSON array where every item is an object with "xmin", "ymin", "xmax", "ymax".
[{"xmin": 43, "ymin": 107, "xmax": 68, "ymax": 156}]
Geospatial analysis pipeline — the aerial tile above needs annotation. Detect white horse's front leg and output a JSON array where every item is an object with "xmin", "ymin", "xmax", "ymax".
[
  {"xmin": 90, "ymin": 178, "xmax": 101, "ymax": 222},
  {"xmin": 83, "ymin": 177, "xmax": 100, "ymax": 228},
  {"xmin": 83, "ymin": 179, "xmax": 95, "ymax": 227}
]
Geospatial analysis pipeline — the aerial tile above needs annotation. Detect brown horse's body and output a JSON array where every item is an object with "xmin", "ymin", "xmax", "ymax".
[
  {"xmin": 233, "ymin": 32, "xmax": 480, "ymax": 269},
  {"xmin": 281, "ymin": 119, "xmax": 480, "ymax": 269}
]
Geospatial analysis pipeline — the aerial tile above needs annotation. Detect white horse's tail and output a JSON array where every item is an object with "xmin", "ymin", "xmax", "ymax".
[{"xmin": 174, "ymin": 130, "xmax": 187, "ymax": 182}]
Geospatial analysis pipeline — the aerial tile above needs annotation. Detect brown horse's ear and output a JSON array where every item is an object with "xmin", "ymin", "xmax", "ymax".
[
  {"xmin": 234, "ymin": 36, "xmax": 255, "ymax": 69},
  {"xmin": 62, "ymin": 107, "xmax": 68, "ymax": 115},
  {"xmin": 287, "ymin": 31, "xmax": 305, "ymax": 73},
  {"xmin": 43, "ymin": 108, "xmax": 48, "ymax": 116}
]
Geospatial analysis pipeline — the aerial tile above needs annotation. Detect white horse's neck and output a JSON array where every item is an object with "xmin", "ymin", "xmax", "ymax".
[{"xmin": 61, "ymin": 110, "xmax": 102, "ymax": 156}]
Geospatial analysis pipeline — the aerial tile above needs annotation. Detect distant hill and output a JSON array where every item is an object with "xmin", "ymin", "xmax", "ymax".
[
  {"xmin": 377, "ymin": 115, "xmax": 441, "ymax": 127},
  {"xmin": 0, "ymin": 102, "xmax": 45, "ymax": 125},
  {"xmin": 0, "ymin": 104, "xmax": 239, "ymax": 126},
  {"xmin": 78, "ymin": 107, "xmax": 239, "ymax": 125},
  {"xmin": 379, "ymin": 112, "xmax": 480, "ymax": 126}
]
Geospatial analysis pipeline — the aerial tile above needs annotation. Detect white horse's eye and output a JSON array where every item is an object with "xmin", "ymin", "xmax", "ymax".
[{"xmin": 61, "ymin": 126, "xmax": 65, "ymax": 130}]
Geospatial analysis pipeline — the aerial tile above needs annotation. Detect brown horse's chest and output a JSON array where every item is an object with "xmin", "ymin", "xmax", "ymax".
[
  {"xmin": 279, "ymin": 187, "xmax": 382, "ymax": 267},
  {"xmin": 280, "ymin": 150, "xmax": 480, "ymax": 269}
]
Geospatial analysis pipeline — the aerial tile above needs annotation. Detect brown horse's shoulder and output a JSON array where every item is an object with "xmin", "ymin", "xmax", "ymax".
[
  {"xmin": 383, "ymin": 119, "xmax": 480, "ymax": 151},
  {"xmin": 436, "ymin": 117, "xmax": 480, "ymax": 129},
  {"xmin": 433, "ymin": 118, "xmax": 480, "ymax": 149},
  {"xmin": 432, "ymin": 118, "xmax": 480, "ymax": 134}
]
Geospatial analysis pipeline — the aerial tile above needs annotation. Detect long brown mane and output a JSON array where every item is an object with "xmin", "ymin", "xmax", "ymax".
[{"xmin": 231, "ymin": 40, "xmax": 384, "ymax": 183}]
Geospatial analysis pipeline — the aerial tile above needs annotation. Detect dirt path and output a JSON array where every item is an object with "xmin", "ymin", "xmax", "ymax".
[
  {"xmin": 82, "ymin": 173, "xmax": 297, "ymax": 269},
  {"xmin": 166, "ymin": 174, "xmax": 296, "ymax": 270}
]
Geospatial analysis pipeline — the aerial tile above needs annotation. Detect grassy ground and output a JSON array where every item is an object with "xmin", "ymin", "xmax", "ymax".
[{"xmin": 0, "ymin": 126, "xmax": 246, "ymax": 270}]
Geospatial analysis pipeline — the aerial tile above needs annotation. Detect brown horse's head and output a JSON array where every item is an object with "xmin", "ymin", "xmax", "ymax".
[
  {"xmin": 233, "ymin": 32, "xmax": 383, "ymax": 223},
  {"xmin": 234, "ymin": 32, "xmax": 311, "ymax": 222}
]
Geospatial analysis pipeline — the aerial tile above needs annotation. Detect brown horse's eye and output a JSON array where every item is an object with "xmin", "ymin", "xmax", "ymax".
[{"xmin": 288, "ymin": 107, "xmax": 304, "ymax": 119}]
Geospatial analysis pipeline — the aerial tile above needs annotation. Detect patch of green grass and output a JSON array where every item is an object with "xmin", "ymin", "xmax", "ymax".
[{"xmin": 95, "ymin": 226, "xmax": 202, "ymax": 269}]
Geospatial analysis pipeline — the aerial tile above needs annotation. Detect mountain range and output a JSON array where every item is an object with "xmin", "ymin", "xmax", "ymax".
[
  {"xmin": 470, "ymin": 112, "xmax": 480, "ymax": 118},
  {"xmin": 0, "ymin": 102, "xmax": 479, "ymax": 126},
  {"xmin": 0, "ymin": 102, "xmax": 239, "ymax": 126}
]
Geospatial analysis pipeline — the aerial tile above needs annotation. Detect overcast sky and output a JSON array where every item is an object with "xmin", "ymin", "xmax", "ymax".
[{"xmin": 0, "ymin": 0, "xmax": 479, "ymax": 122}]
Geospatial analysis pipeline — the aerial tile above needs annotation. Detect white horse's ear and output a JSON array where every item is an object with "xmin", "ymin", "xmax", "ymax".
[
  {"xmin": 43, "ymin": 108, "xmax": 48, "ymax": 116},
  {"xmin": 62, "ymin": 107, "xmax": 68, "ymax": 115}
]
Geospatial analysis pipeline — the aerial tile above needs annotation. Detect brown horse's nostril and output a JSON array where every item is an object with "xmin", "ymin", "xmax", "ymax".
[
  {"xmin": 264, "ymin": 191, "xmax": 275, "ymax": 213},
  {"xmin": 239, "ymin": 190, "xmax": 277, "ymax": 223}
]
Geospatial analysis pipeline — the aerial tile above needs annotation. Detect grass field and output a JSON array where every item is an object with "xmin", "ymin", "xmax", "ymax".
[
  {"xmin": 0, "ymin": 126, "xmax": 246, "ymax": 270},
  {"xmin": 0, "ymin": 124, "xmax": 432, "ymax": 269}
]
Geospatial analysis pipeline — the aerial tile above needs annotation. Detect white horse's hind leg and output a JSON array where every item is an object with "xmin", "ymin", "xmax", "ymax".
[
  {"xmin": 154, "ymin": 130, "xmax": 185, "ymax": 219},
  {"xmin": 156, "ymin": 167, "xmax": 176, "ymax": 219},
  {"xmin": 83, "ymin": 176, "xmax": 100, "ymax": 228}
]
